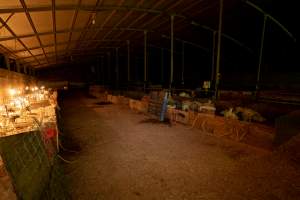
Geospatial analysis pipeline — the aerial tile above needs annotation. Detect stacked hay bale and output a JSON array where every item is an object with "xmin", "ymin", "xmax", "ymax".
[
  {"xmin": 128, "ymin": 96, "xmax": 149, "ymax": 113},
  {"xmin": 89, "ymin": 85, "xmax": 106, "ymax": 98}
]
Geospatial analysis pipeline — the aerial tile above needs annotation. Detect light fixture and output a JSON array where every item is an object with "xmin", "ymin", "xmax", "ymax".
[
  {"xmin": 191, "ymin": 21, "xmax": 199, "ymax": 26},
  {"xmin": 91, "ymin": 12, "xmax": 96, "ymax": 25},
  {"xmin": 8, "ymin": 88, "xmax": 17, "ymax": 96}
]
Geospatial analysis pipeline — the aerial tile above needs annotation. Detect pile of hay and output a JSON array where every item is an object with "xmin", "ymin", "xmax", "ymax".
[{"xmin": 221, "ymin": 107, "xmax": 265, "ymax": 122}]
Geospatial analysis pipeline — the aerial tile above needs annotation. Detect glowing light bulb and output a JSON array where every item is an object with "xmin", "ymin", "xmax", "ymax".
[
  {"xmin": 8, "ymin": 88, "xmax": 17, "ymax": 96},
  {"xmin": 91, "ymin": 13, "xmax": 96, "ymax": 25},
  {"xmin": 13, "ymin": 99, "xmax": 22, "ymax": 109}
]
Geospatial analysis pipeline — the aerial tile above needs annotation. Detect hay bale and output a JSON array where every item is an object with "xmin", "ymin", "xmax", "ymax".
[
  {"xmin": 167, "ymin": 108, "xmax": 189, "ymax": 124},
  {"xmin": 199, "ymin": 105, "xmax": 216, "ymax": 115},
  {"xmin": 121, "ymin": 97, "xmax": 130, "ymax": 105},
  {"xmin": 244, "ymin": 123, "xmax": 275, "ymax": 150},
  {"xmin": 150, "ymin": 91, "xmax": 159, "ymax": 100},
  {"xmin": 223, "ymin": 119, "xmax": 249, "ymax": 141},
  {"xmin": 107, "ymin": 94, "xmax": 112, "ymax": 102},
  {"xmin": 191, "ymin": 113, "xmax": 220, "ymax": 132},
  {"xmin": 129, "ymin": 99, "xmax": 136, "ymax": 110},
  {"xmin": 111, "ymin": 96, "xmax": 119, "ymax": 104},
  {"xmin": 129, "ymin": 99, "xmax": 148, "ymax": 112},
  {"xmin": 137, "ymin": 101, "xmax": 149, "ymax": 113},
  {"xmin": 141, "ymin": 95, "xmax": 150, "ymax": 103},
  {"xmin": 221, "ymin": 108, "xmax": 239, "ymax": 120},
  {"xmin": 278, "ymin": 134, "xmax": 300, "ymax": 164},
  {"xmin": 99, "ymin": 94, "xmax": 108, "ymax": 102},
  {"xmin": 208, "ymin": 116, "xmax": 226, "ymax": 136},
  {"xmin": 117, "ymin": 96, "xmax": 122, "ymax": 104},
  {"xmin": 235, "ymin": 107, "xmax": 265, "ymax": 122},
  {"xmin": 191, "ymin": 113, "xmax": 248, "ymax": 141},
  {"xmin": 89, "ymin": 85, "xmax": 106, "ymax": 97}
]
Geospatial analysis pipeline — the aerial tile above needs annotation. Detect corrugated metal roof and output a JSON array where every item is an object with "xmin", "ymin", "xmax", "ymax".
[{"xmin": 0, "ymin": 0, "xmax": 296, "ymax": 69}]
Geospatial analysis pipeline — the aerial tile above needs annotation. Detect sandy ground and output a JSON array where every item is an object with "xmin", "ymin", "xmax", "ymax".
[{"xmin": 60, "ymin": 92, "xmax": 300, "ymax": 200}]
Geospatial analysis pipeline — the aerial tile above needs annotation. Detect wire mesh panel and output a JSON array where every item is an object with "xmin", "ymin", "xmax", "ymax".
[{"xmin": 0, "ymin": 131, "xmax": 50, "ymax": 199}]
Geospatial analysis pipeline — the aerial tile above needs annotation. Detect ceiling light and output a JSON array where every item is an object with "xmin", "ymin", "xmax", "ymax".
[
  {"xmin": 8, "ymin": 88, "xmax": 17, "ymax": 96},
  {"xmin": 191, "ymin": 21, "xmax": 199, "ymax": 26},
  {"xmin": 91, "ymin": 13, "xmax": 96, "ymax": 25}
]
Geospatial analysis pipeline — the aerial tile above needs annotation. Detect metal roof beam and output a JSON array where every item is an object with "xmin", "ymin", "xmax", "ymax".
[
  {"xmin": 0, "ymin": 17, "xmax": 41, "ymax": 65},
  {"xmin": 89, "ymin": 0, "xmax": 125, "ymax": 48},
  {"xmin": 0, "ymin": 5, "xmax": 183, "ymax": 17},
  {"xmin": 100, "ymin": 0, "xmax": 145, "ymax": 40},
  {"xmin": 17, "ymin": 45, "xmax": 120, "ymax": 61},
  {"xmin": 0, "ymin": 27, "xmax": 151, "ymax": 42},
  {"xmin": 19, "ymin": 0, "xmax": 49, "ymax": 64},
  {"xmin": 66, "ymin": 0, "xmax": 82, "ymax": 54},
  {"xmin": 52, "ymin": 0, "xmax": 57, "ymax": 61},
  {"xmin": 161, "ymin": 34, "xmax": 209, "ymax": 52},
  {"xmin": 11, "ymin": 39, "xmax": 123, "ymax": 53},
  {"xmin": 19, "ymin": 47, "xmax": 118, "ymax": 62},
  {"xmin": 72, "ymin": 0, "xmax": 104, "ymax": 51},
  {"xmin": 23, "ymin": 51, "xmax": 108, "ymax": 65},
  {"xmin": 0, "ymin": 44, "xmax": 18, "ymax": 59},
  {"xmin": 122, "ymin": 0, "xmax": 191, "ymax": 40},
  {"xmin": 112, "ymin": 0, "xmax": 165, "ymax": 40},
  {"xmin": 245, "ymin": 0, "xmax": 296, "ymax": 42}
]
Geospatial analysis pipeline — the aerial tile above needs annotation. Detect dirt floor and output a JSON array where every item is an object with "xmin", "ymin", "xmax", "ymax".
[{"xmin": 60, "ymin": 91, "xmax": 300, "ymax": 200}]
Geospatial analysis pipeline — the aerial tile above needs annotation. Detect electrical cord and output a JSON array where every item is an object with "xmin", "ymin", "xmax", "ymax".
[
  {"xmin": 59, "ymin": 141, "xmax": 80, "ymax": 153},
  {"xmin": 57, "ymin": 141, "xmax": 80, "ymax": 164},
  {"xmin": 57, "ymin": 154, "xmax": 77, "ymax": 164}
]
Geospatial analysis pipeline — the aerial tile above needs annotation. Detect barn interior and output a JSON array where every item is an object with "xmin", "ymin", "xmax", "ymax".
[{"xmin": 0, "ymin": 0, "xmax": 299, "ymax": 199}]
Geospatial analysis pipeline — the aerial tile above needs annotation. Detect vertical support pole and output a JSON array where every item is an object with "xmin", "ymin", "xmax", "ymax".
[
  {"xmin": 16, "ymin": 61, "xmax": 21, "ymax": 73},
  {"xmin": 181, "ymin": 41, "xmax": 185, "ymax": 85},
  {"xmin": 107, "ymin": 52, "xmax": 111, "ymax": 83},
  {"xmin": 256, "ymin": 15, "xmax": 267, "ymax": 97},
  {"xmin": 214, "ymin": 0, "xmax": 224, "ymax": 99},
  {"xmin": 4, "ymin": 55, "xmax": 10, "ymax": 70},
  {"xmin": 170, "ymin": 15, "xmax": 174, "ymax": 90},
  {"xmin": 115, "ymin": 47, "xmax": 119, "ymax": 89},
  {"xmin": 211, "ymin": 31, "xmax": 217, "ymax": 82},
  {"xmin": 161, "ymin": 48, "xmax": 164, "ymax": 84},
  {"xmin": 144, "ymin": 30, "xmax": 147, "ymax": 91},
  {"xmin": 101, "ymin": 56, "xmax": 104, "ymax": 85},
  {"xmin": 96, "ymin": 56, "xmax": 100, "ymax": 83},
  {"xmin": 127, "ymin": 40, "xmax": 130, "ymax": 82}
]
